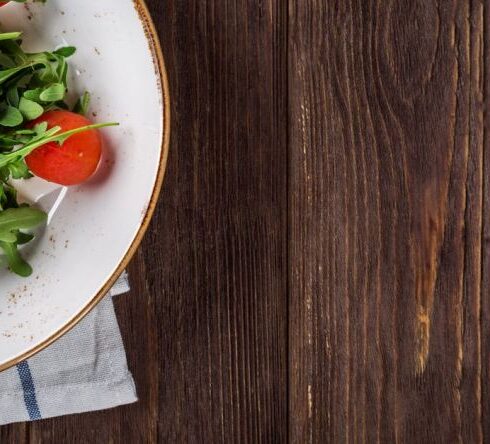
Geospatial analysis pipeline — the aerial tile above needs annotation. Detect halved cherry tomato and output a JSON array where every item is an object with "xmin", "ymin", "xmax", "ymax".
[{"xmin": 25, "ymin": 110, "xmax": 103, "ymax": 186}]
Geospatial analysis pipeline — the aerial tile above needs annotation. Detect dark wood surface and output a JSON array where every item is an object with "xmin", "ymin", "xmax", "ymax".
[{"xmin": 1, "ymin": 0, "xmax": 489, "ymax": 442}]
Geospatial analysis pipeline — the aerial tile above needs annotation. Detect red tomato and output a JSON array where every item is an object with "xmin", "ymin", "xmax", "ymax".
[
  {"xmin": 25, "ymin": 111, "xmax": 102, "ymax": 186},
  {"xmin": 0, "ymin": 2, "xmax": 8, "ymax": 6}
]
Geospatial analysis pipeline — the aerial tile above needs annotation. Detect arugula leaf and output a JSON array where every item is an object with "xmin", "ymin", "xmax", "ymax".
[
  {"xmin": 5, "ymin": 158, "xmax": 31, "ymax": 179},
  {"xmin": 39, "ymin": 83, "xmax": 65, "ymax": 102},
  {"xmin": 53, "ymin": 46, "xmax": 76, "ymax": 58},
  {"xmin": 0, "ymin": 241, "xmax": 32, "ymax": 277},
  {"xmin": 6, "ymin": 86, "xmax": 19, "ymax": 107},
  {"xmin": 0, "ymin": 182, "xmax": 18, "ymax": 211},
  {"xmin": 56, "ymin": 56, "xmax": 68, "ymax": 85},
  {"xmin": 74, "ymin": 91, "xmax": 90, "ymax": 115},
  {"xmin": 0, "ymin": 53, "xmax": 15, "ymax": 69},
  {"xmin": 23, "ymin": 88, "xmax": 42, "ymax": 102},
  {"xmin": 0, "ymin": 207, "xmax": 47, "ymax": 277},
  {"xmin": 0, "ymin": 207, "xmax": 46, "ymax": 232},
  {"xmin": 19, "ymin": 97, "xmax": 44, "ymax": 120},
  {"xmin": 0, "ymin": 62, "xmax": 39, "ymax": 85},
  {"xmin": 0, "ymin": 232, "xmax": 17, "ymax": 243},
  {"xmin": 16, "ymin": 231, "xmax": 34, "ymax": 245},
  {"xmin": 0, "ymin": 105, "xmax": 23, "ymax": 127}
]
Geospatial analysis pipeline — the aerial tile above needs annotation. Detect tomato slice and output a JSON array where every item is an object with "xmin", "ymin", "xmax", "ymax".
[{"xmin": 25, "ymin": 110, "xmax": 103, "ymax": 186}]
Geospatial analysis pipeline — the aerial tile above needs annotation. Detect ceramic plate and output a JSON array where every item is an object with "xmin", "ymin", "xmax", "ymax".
[{"xmin": 0, "ymin": 0, "xmax": 169, "ymax": 370}]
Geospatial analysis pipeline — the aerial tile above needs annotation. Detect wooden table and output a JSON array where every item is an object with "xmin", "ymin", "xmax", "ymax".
[{"xmin": 2, "ymin": 1, "xmax": 489, "ymax": 442}]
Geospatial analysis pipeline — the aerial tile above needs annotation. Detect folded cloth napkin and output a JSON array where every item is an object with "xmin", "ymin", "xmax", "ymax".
[{"xmin": 0, "ymin": 272, "xmax": 137, "ymax": 425}]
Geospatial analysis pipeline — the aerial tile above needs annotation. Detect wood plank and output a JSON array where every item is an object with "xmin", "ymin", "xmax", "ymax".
[
  {"xmin": 146, "ymin": 0, "xmax": 288, "ymax": 440},
  {"xmin": 288, "ymin": 1, "xmax": 486, "ymax": 442},
  {"xmin": 0, "ymin": 423, "xmax": 27, "ymax": 443},
  {"xmin": 481, "ymin": 1, "xmax": 490, "ymax": 442}
]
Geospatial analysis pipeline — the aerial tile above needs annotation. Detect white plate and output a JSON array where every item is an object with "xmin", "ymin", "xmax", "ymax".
[{"xmin": 0, "ymin": 0, "xmax": 169, "ymax": 370}]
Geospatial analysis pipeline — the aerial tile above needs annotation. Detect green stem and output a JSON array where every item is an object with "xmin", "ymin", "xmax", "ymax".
[
  {"xmin": 0, "ymin": 122, "xmax": 119, "ymax": 167},
  {"xmin": 0, "ymin": 32, "xmax": 22, "ymax": 41}
]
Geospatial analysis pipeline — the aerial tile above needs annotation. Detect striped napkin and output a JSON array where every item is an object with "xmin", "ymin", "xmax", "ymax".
[{"xmin": 0, "ymin": 272, "xmax": 137, "ymax": 425}]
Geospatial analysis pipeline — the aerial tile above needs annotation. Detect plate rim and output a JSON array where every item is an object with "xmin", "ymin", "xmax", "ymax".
[{"xmin": 0, "ymin": 0, "xmax": 171, "ymax": 372}]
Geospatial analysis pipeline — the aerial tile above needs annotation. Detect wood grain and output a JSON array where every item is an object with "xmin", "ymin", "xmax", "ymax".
[
  {"xmin": 1, "ymin": 0, "xmax": 489, "ymax": 442},
  {"xmin": 289, "ymin": 0, "xmax": 486, "ymax": 443},
  {"xmin": 141, "ymin": 1, "xmax": 288, "ymax": 441}
]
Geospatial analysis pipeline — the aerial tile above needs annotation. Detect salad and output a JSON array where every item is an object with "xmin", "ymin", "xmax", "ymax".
[{"xmin": 0, "ymin": 1, "xmax": 117, "ymax": 276}]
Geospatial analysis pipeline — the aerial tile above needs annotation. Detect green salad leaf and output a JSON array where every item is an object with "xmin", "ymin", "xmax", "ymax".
[
  {"xmin": 0, "ymin": 240, "xmax": 32, "ymax": 277},
  {"xmin": 0, "ymin": 208, "xmax": 47, "ymax": 276},
  {"xmin": 0, "ymin": 105, "xmax": 22, "ymax": 127},
  {"xmin": 0, "ymin": 207, "xmax": 46, "ymax": 233},
  {"xmin": 18, "ymin": 97, "xmax": 44, "ymax": 120}
]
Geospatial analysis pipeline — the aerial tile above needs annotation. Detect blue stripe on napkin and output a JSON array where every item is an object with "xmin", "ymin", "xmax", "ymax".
[{"xmin": 16, "ymin": 361, "xmax": 42, "ymax": 420}]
